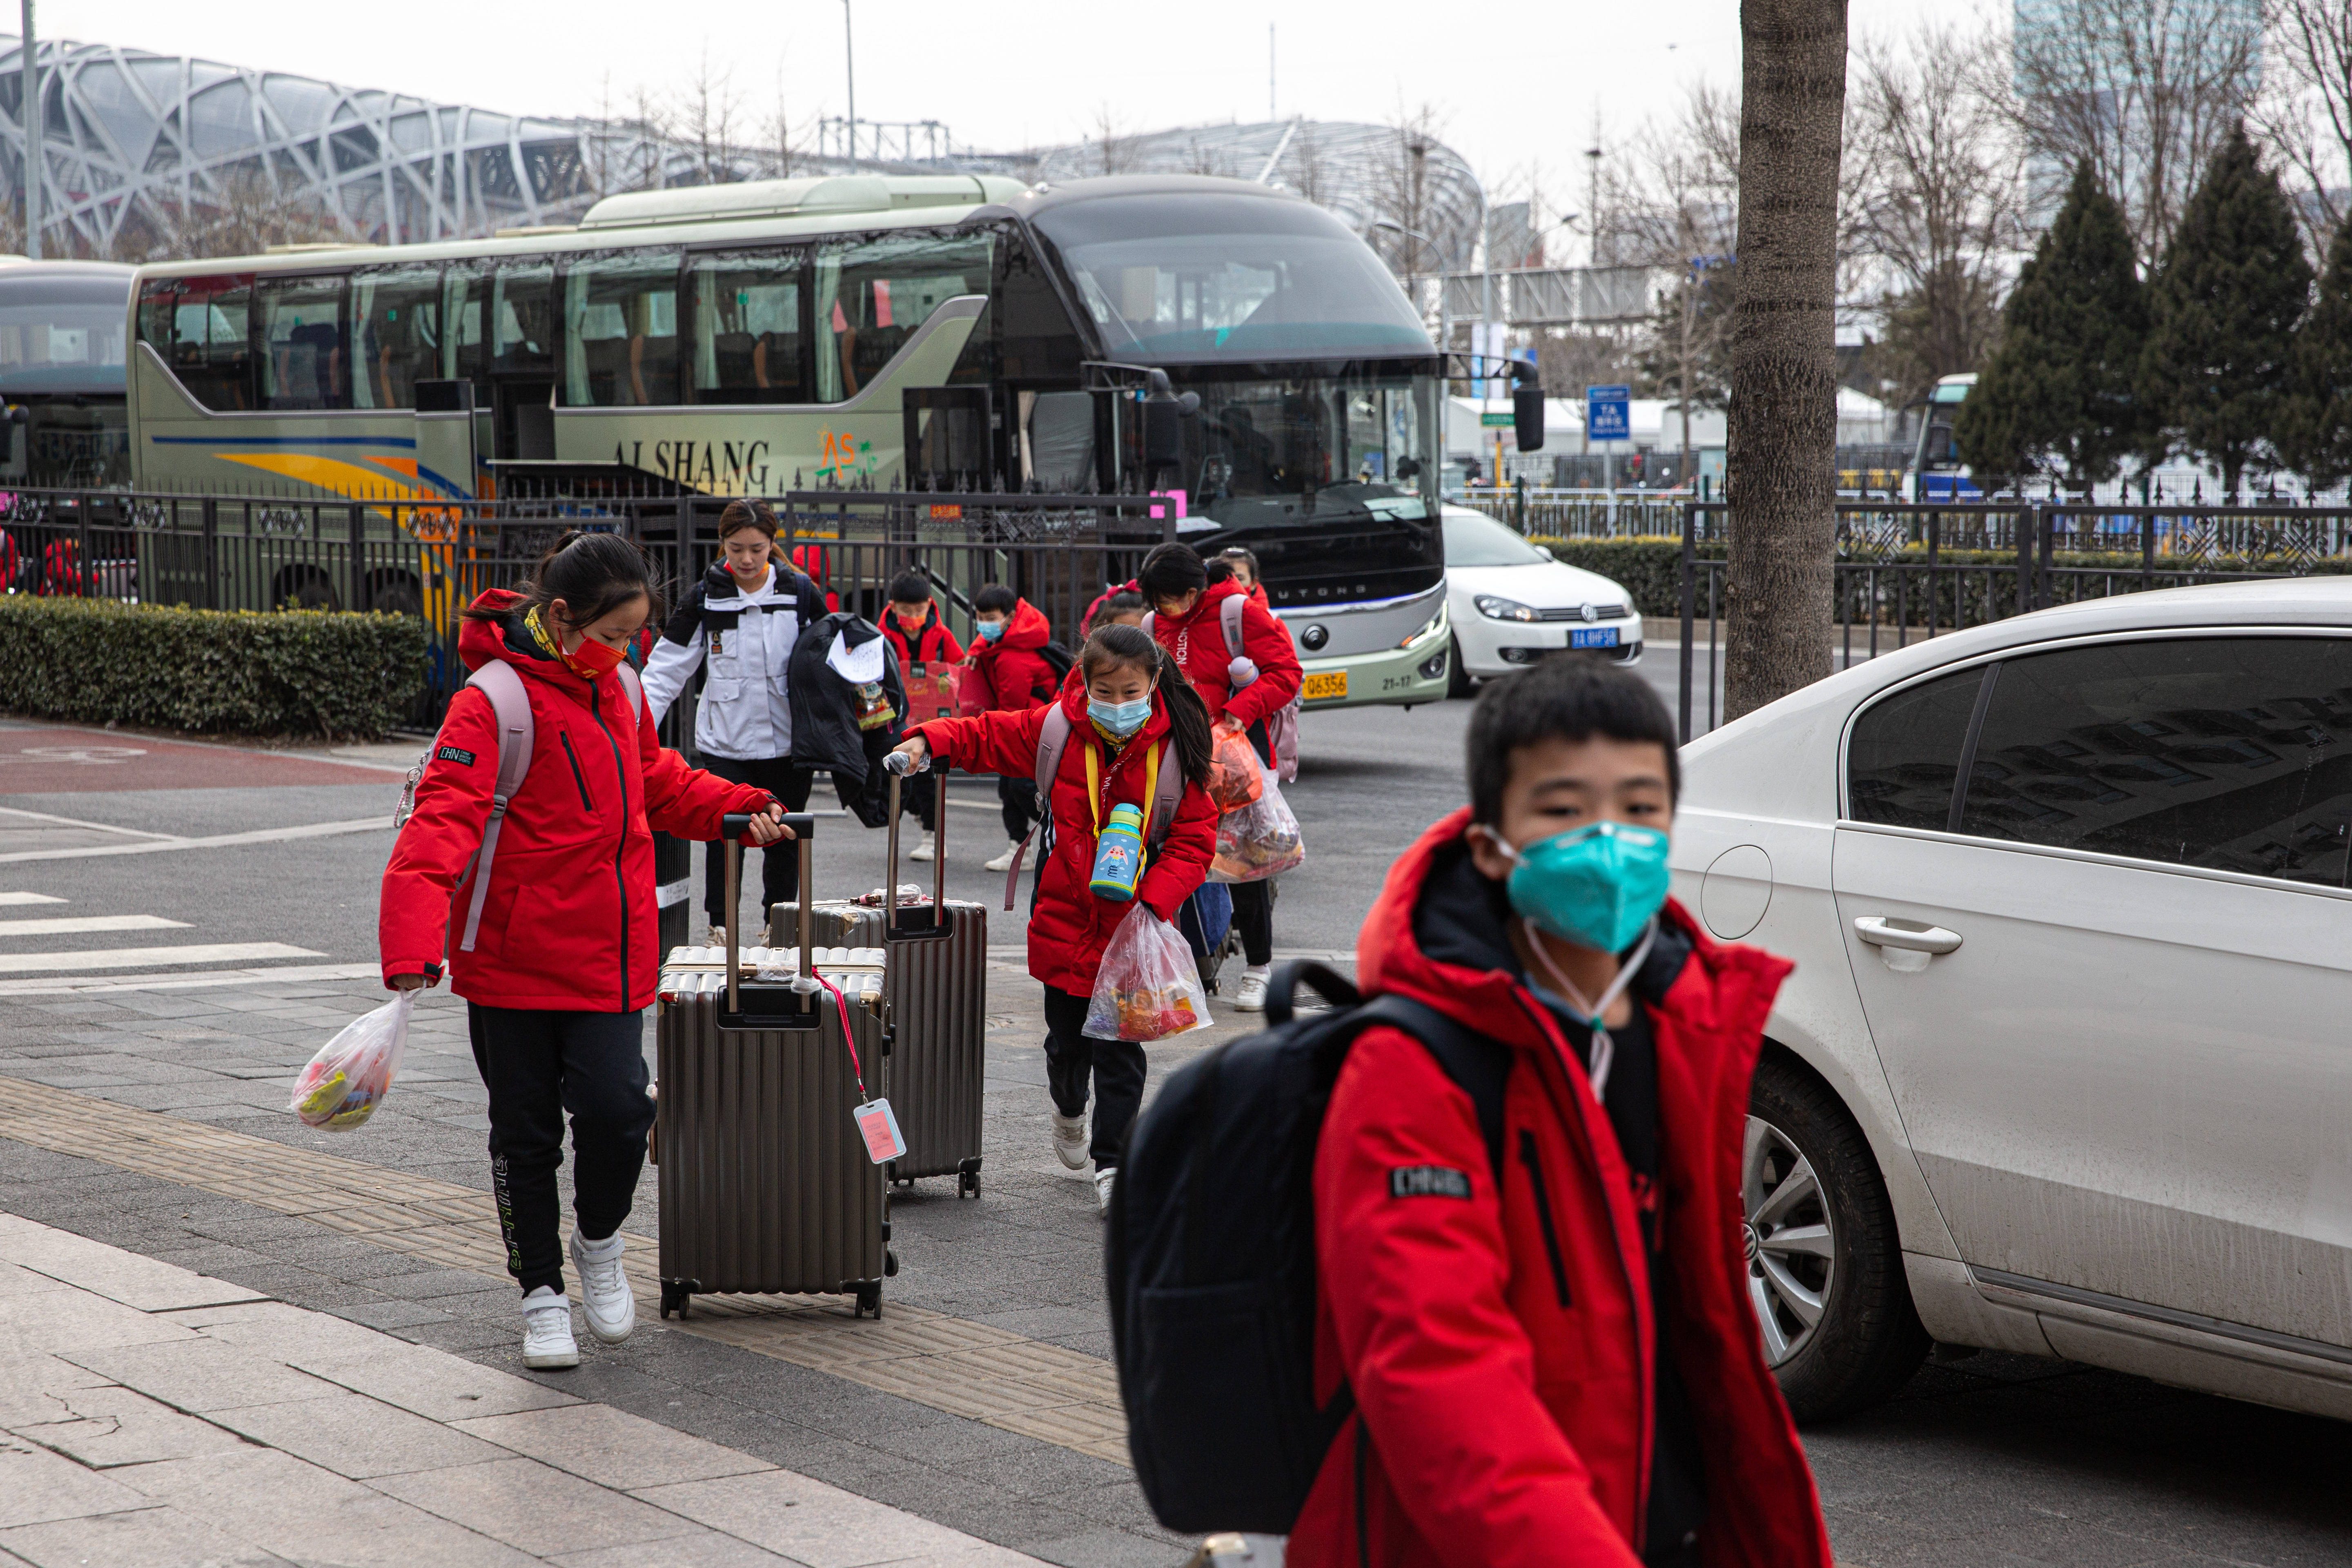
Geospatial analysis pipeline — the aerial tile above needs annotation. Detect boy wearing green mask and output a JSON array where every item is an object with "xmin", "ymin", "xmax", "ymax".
[{"xmin": 1288, "ymin": 656, "xmax": 1832, "ymax": 1568}]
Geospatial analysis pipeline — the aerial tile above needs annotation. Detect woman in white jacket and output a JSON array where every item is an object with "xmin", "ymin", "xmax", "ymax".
[{"xmin": 641, "ymin": 500, "xmax": 829, "ymax": 942}]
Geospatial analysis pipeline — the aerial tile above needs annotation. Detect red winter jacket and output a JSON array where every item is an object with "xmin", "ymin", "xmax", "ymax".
[
  {"xmin": 1150, "ymin": 579, "xmax": 1302, "ymax": 731},
  {"xmin": 967, "ymin": 597, "xmax": 1060, "ymax": 713},
  {"xmin": 915, "ymin": 684, "xmax": 1216, "ymax": 994},
  {"xmin": 379, "ymin": 591, "xmax": 774, "ymax": 1011},
  {"xmin": 882, "ymin": 603, "xmax": 965, "ymax": 671},
  {"xmin": 1291, "ymin": 809, "xmax": 1830, "ymax": 1568}
]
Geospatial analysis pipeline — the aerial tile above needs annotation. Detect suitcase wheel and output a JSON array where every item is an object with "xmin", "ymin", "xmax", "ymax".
[
  {"xmin": 884, "ymin": 1249, "xmax": 899, "ymax": 1278},
  {"xmin": 660, "ymin": 1282, "xmax": 691, "ymax": 1320},
  {"xmin": 958, "ymin": 1167, "xmax": 981, "ymax": 1199},
  {"xmin": 855, "ymin": 1283, "xmax": 882, "ymax": 1320}
]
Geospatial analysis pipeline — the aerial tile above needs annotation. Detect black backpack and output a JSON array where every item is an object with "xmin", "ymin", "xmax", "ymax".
[
  {"xmin": 1105, "ymin": 961, "xmax": 1509, "ymax": 1535},
  {"xmin": 1038, "ymin": 638, "xmax": 1076, "ymax": 685}
]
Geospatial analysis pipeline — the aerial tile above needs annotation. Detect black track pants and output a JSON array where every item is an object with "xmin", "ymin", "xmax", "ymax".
[{"xmin": 1041, "ymin": 984, "xmax": 1146, "ymax": 1171}]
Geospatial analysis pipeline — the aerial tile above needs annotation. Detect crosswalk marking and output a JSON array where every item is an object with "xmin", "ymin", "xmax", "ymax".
[
  {"xmin": 0, "ymin": 914, "xmax": 189, "ymax": 937},
  {"xmin": 0, "ymin": 891, "xmax": 68, "ymax": 906},
  {"xmin": 0, "ymin": 942, "xmax": 325, "ymax": 976}
]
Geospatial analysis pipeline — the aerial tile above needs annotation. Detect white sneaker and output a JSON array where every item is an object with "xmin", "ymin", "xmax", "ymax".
[
  {"xmin": 982, "ymin": 839, "xmax": 1022, "ymax": 872},
  {"xmin": 909, "ymin": 831, "xmax": 936, "ymax": 863},
  {"xmin": 520, "ymin": 1286, "xmax": 579, "ymax": 1369},
  {"xmin": 1095, "ymin": 1167, "xmax": 1117, "ymax": 1216},
  {"xmin": 1052, "ymin": 1111, "xmax": 1088, "ymax": 1170},
  {"xmin": 1232, "ymin": 967, "xmax": 1272, "ymax": 1012},
  {"xmin": 570, "ymin": 1230, "xmax": 635, "ymax": 1345}
]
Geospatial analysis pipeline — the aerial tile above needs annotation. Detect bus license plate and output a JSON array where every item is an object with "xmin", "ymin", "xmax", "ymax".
[
  {"xmin": 1570, "ymin": 627, "xmax": 1620, "ymax": 649},
  {"xmin": 1303, "ymin": 670, "xmax": 1349, "ymax": 701}
]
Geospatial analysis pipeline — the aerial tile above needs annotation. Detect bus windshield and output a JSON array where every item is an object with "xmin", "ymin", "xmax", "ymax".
[
  {"xmin": 1031, "ymin": 192, "xmax": 1432, "ymax": 361},
  {"xmin": 0, "ymin": 274, "xmax": 130, "ymax": 395},
  {"xmin": 1178, "ymin": 371, "xmax": 1436, "ymax": 531}
]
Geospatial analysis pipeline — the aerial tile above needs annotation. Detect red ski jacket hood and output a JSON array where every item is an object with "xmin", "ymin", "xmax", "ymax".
[
  {"xmin": 378, "ymin": 589, "xmax": 774, "ymax": 1011},
  {"xmin": 1291, "ymin": 807, "xmax": 1828, "ymax": 1568},
  {"xmin": 968, "ymin": 596, "xmax": 1058, "ymax": 711},
  {"xmin": 1151, "ymin": 578, "xmax": 1303, "ymax": 732},
  {"xmin": 914, "ymin": 682, "xmax": 1216, "ymax": 993}
]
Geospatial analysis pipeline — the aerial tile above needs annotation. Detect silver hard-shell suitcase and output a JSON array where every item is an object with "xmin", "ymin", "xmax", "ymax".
[
  {"xmin": 657, "ymin": 811, "xmax": 894, "ymax": 1319},
  {"xmin": 772, "ymin": 762, "xmax": 989, "ymax": 1196}
]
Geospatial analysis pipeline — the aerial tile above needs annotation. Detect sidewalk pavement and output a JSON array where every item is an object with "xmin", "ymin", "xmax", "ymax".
[{"xmin": 0, "ymin": 1209, "xmax": 1052, "ymax": 1568}]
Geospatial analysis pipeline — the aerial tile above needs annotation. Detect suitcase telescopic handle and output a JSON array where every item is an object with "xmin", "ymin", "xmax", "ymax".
[{"xmin": 717, "ymin": 812, "xmax": 821, "ymax": 1012}]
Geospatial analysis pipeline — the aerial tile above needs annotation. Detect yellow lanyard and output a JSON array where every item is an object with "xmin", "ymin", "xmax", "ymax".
[{"xmin": 1082, "ymin": 735, "xmax": 1160, "ymax": 840}]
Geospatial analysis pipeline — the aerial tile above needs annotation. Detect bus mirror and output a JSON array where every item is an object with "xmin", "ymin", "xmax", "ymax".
[
  {"xmin": 1514, "ymin": 386, "xmax": 1546, "ymax": 453},
  {"xmin": 1143, "ymin": 371, "xmax": 1194, "ymax": 475}
]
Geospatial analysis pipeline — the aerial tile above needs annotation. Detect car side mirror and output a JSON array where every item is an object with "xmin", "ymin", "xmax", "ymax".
[{"xmin": 1538, "ymin": 545, "xmax": 1555, "ymax": 561}]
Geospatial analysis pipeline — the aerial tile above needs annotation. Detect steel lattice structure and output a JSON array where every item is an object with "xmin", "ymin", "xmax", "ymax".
[{"xmin": 0, "ymin": 35, "xmax": 1488, "ymax": 278}]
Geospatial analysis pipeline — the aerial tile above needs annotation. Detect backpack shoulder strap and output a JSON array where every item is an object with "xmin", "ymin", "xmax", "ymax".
[
  {"xmin": 1145, "ymin": 739, "xmax": 1181, "ymax": 853},
  {"xmin": 1140, "ymin": 610, "xmax": 1155, "ymax": 641},
  {"xmin": 1220, "ymin": 593, "xmax": 1246, "ymax": 657},
  {"xmin": 1004, "ymin": 705, "xmax": 1075, "ymax": 911},
  {"xmin": 614, "ymin": 659, "xmax": 645, "ymax": 723},
  {"xmin": 456, "ymin": 662, "xmax": 534, "ymax": 953}
]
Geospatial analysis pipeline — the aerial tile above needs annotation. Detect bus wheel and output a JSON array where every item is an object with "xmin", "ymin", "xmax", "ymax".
[
  {"xmin": 366, "ymin": 573, "xmax": 423, "ymax": 618},
  {"xmin": 274, "ymin": 568, "xmax": 341, "ymax": 613},
  {"xmin": 1446, "ymin": 636, "xmax": 1474, "ymax": 699}
]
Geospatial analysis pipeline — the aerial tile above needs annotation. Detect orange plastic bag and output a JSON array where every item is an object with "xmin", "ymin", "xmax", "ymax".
[{"xmin": 1207, "ymin": 726, "xmax": 1265, "ymax": 810}]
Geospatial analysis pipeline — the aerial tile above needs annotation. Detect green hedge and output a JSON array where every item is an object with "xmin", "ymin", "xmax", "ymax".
[
  {"xmin": 1530, "ymin": 536, "xmax": 2352, "ymax": 621},
  {"xmin": 0, "ymin": 596, "xmax": 428, "ymax": 740}
]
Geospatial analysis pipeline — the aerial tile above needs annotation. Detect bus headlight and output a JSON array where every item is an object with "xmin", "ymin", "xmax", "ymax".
[
  {"xmin": 1475, "ymin": 595, "xmax": 1539, "ymax": 623},
  {"xmin": 1397, "ymin": 608, "xmax": 1446, "ymax": 649}
]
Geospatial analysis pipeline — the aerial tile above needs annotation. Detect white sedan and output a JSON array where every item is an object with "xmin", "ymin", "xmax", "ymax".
[
  {"xmin": 1675, "ymin": 577, "xmax": 2352, "ymax": 1423},
  {"xmin": 1442, "ymin": 506, "xmax": 1644, "ymax": 696}
]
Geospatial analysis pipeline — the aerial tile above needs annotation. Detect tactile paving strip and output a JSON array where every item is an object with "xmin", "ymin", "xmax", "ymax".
[{"xmin": 0, "ymin": 1073, "xmax": 1134, "ymax": 1466}]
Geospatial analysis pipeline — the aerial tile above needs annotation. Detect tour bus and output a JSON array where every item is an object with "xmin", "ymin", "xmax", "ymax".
[
  {"xmin": 125, "ymin": 172, "xmax": 1457, "ymax": 707},
  {"xmin": 0, "ymin": 258, "xmax": 134, "ymax": 489}
]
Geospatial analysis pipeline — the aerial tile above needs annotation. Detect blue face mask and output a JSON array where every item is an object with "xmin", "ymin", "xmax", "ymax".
[
  {"xmin": 1488, "ymin": 820, "xmax": 1671, "ymax": 954},
  {"xmin": 1088, "ymin": 694, "xmax": 1153, "ymax": 737},
  {"xmin": 976, "ymin": 619, "xmax": 1006, "ymax": 642}
]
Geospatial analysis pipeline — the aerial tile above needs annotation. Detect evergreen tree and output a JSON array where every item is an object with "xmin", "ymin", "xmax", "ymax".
[
  {"xmin": 2141, "ymin": 127, "xmax": 2314, "ymax": 501},
  {"xmin": 1954, "ymin": 163, "xmax": 2147, "ymax": 493},
  {"xmin": 2277, "ymin": 212, "xmax": 2352, "ymax": 495}
]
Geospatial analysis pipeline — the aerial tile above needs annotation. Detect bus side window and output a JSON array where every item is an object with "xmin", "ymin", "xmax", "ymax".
[
  {"xmin": 564, "ymin": 248, "xmax": 680, "ymax": 407},
  {"xmin": 137, "ymin": 275, "xmax": 253, "ymax": 412},
  {"xmin": 259, "ymin": 274, "xmax": 351, "ymax": 412},
  {"xmin": 492, "ymin": 262, "xmax": 556, "ymax": 379},
  {"xmin": 352, "ymin": 265, "xmax": 442, "ymax": 411},
  {"xmin": 688, "ymin": 248, "xmax": 808, "ymax": 405},
  {"xmin": 814, "ymin": 232, "xmax": 992, "ymax": 402}
]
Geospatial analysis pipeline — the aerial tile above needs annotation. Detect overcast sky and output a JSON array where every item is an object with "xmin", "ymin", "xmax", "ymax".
[{"xmin": 57, "ymin": 0, "xmax": 1948, "ymax": 209}]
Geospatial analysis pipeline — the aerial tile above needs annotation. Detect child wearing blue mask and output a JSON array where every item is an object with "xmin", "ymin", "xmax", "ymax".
[
  {"xmin": 1290, "ymin": 655, "xmax": 1831, "ymax": 1568},
  {"xmin": 889, "ymin": 624, "xmax": 1219, "ymax": 1214}
]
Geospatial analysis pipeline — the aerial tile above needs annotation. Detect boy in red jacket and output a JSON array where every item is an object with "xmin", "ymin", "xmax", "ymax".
[
  {"xmin": 1137, "ymin": 543, "xmax": 1302, "ymax": 1009},
  {"xmin": 964, "ymin": 583, "xmax": 1060, "ymax": 871},
  {"xmin": 882, "ymin": 572, "xmax": 966, "ymax": 863},
  {"xmin": 1292, "ymin": 655, "xmax": 1833, "ymax": 1568}
]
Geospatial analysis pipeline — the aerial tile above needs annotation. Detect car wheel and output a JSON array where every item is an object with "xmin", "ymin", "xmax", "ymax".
[
  {"xmin": 1446, "ymin": 635, "xmax": 1473, "ymax": 699},
  {"xmin": 1744, "ymin": 1054, "xmax": 1929, "ymax": 1421}
]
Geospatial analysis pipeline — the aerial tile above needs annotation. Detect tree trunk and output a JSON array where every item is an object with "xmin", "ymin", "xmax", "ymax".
[{"xmin": 1725, "ymin": 0, "xmax": 1849, "ymax": 720}]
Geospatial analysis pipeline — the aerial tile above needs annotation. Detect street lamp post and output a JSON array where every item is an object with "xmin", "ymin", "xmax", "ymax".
[{"xmin": 842, "ymin": 0, "xmax": 856, "ymax": 173}]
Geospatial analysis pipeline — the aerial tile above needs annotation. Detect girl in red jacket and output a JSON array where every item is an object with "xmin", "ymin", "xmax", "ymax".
[
  {"xmin": 889, "ymin": 624, "xmax": 1218, "ymax": 1214},
  {"xmin": 1137, "ymin": 543, "xmax": 1303, "ymax": 1011},
  {"xmin": 380, "ymin": 532, "xmax": 786, "ymax": 1372}
]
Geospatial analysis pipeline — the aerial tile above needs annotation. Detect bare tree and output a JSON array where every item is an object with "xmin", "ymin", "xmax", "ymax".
[
  {"xmin": 2254, "ymin": 0, "xmax": 2352, "ymax": 247},
  {"xmin": 1846, "ymin": 19, "xmax": 2028, "ymax": 407},
  {"xmin": 155, "ymin": 165, "xmax": 351, "ymax": 260},
  {"xmin": 1726, "ymin": 0, "xmax": 1849, "ymax": 719},
  {"xmin": 1089, "ymin": 105, "xmax": 1137, "ymax": 176},
  {"xmin": 1369, "ymin": 100, "xmax": 1453, "ymax": 274},
  {"xmin": 2007, "ymin": 0, "xmax": 2263, "ymax": 266}
]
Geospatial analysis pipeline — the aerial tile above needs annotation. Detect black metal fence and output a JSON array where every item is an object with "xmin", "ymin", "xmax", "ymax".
[
  {"xmin": 1675, "ymin": 500, "xmax": 2352, "ymax": 741},
  {"xmin": 0, "ymin": 486, "xmax": 1176, "ymax": 728}
]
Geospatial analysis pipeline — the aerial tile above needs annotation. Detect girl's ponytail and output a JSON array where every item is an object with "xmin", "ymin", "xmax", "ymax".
[{"xmin": 1149, "ymin": 644, "xmax": 1214, "ymax": 787}]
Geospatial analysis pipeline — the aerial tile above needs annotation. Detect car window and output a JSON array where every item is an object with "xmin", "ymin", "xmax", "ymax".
[
  {"xmin": 1846, "ymin": 667, "xmax": 1986, "ymax": 830},
  {"xmin": 1958, "ymin": 636, "xmax": 2352, "ymax": 886},
  {"xmin": 1443, "ymin": 510, "xmax": 1548, "ymax": 567}
]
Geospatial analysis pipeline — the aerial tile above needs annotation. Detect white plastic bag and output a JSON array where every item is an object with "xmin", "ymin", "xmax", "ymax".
[
  {"xmin": 1210, "ymin": 773, "xmax": 1305, "ymax": 883},
  {"xmin": 289, "ymin": 990, "xmax": 414, "ymax": 1130},
  {"xmin": 1085, "ymin": 907, "xmax": 1212, "ymax": 1042}
]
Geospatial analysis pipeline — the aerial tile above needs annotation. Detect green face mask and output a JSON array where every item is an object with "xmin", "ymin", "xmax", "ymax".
[{"xmin": 1488, "ymin": 820, "xmax": 1671, "ymax": 954}]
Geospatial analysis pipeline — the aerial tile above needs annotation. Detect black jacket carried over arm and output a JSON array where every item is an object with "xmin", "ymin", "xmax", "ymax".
[{"xmin": 787, "ymin": 610, "xmax": 907, "ymax": 828}]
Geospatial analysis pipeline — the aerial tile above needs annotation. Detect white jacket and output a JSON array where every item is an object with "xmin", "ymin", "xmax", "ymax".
[{"xmin": 642, "ymin": 561, "xmax": 829, "ymax": 762}]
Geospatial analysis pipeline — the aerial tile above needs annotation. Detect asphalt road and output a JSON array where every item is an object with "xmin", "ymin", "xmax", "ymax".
[{"xmin": 4, "ymin": 650, "xmax": 2350, "ymax": 1565}]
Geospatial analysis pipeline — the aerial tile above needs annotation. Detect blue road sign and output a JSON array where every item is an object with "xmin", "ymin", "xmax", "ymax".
[{"xmin": 1586, "ymin": 384, "xmax": 1630, "ymax": 442}]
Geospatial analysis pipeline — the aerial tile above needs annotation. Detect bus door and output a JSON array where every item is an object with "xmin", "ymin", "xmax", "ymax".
[{"xmin": 904, "ymin": 386, "xmax": 993, "ymax": 487}]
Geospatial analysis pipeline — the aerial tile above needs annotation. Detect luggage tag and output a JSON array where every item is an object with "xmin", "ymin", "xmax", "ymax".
[{"xmin": 853, "ymin": 1098, "xmax": 907, "ymax": 1164}]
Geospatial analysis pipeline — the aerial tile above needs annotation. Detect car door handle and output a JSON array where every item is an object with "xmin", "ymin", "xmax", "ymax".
[{"xmin": 1853, "ymin": 917, "xmax": 1963, "ymax": 955}]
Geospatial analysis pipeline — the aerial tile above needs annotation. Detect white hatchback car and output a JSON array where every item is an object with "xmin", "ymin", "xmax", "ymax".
[
  {"xmin": 1443, "ymin": 506, "xmax": 1644, "ymax": 695},
  {"xmin": 1674, "ymin": 577, "xmax": 2352, "ymax": 1423}
]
